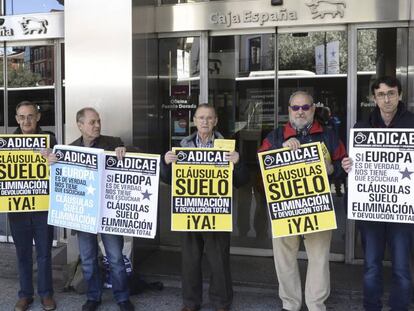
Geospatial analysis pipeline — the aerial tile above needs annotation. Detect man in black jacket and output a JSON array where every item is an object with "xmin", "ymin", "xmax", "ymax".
[
  {"xmin": 342, "ymin": 76, "xmax": 413, "ymax": 311},
  {"xmin": 70, "ymin": 108, "xmax": 135, "ymax": 311},
  {"xmin": 10, "ymin": 101, "xmax": 57, "ymax": 311}
]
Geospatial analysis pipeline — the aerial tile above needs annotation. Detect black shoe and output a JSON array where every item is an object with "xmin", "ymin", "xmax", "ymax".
[
  {"xmin": 118, "ymin": 300, "xmax": 135, "ymax": 311},
  {"xmin": 82, "ymin": 300, "xmax": 101, "ymax": 311}
]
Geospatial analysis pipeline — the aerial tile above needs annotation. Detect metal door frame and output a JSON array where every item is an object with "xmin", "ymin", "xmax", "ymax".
[
  {"xmin": 346, "ymin": 21, "xmax": 409, "ymax": 263},
  {"xmin": 0, "ymin": 38, "xmax": 65, "ymax": 244}
]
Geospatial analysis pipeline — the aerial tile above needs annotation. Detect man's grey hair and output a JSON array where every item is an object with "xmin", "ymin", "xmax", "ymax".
[
  {"xmin": 288, "ymin": 90, "xmax": 314, "ymax": 105},
  {"xmin": 76, "ymin": 107, "xmax": 99, "ymax": 123}
]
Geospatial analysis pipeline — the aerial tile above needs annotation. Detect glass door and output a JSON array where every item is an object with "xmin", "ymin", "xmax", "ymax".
[
  {"xmin": 352, "ymin": 26, "xmax": 409, "ymax": 261},
  {"xmin": 158, "ymin": 36, "xmax": 200, "ymax": 246},
  {"xmin": 278, "ymin": 29, "xmax": 348, "ymax": 257},
  {"xmin": 207, "ymin": 28, "xmax": 349, "ymax": 257},
  {"xmin": 209, "ymin": 33, "xmax": 276, "ymax": 250},
  {"xmin": 0, "ymin": 40, "xmax": 64, "ymax": 243}
]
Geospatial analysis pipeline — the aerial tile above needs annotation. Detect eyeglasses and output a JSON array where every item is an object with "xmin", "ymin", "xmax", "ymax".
[
  {"xmin": 195, "ymin": 116, "xmax": 215, "ymax": 122},
  {"xmin": 375, "ymin": 90, "xmax": 398, "ymax": 100},
  {"xmin": 289, "ymin": 104, "xmax": 313, "ymax": 111},
  {"xmin": 16, "ymin": 114, "xmax": 36, "ymax": 122}
]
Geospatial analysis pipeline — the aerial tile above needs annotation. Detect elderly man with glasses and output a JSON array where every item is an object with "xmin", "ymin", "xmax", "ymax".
[
  {"xmin": 259, "ymin": 90, "xmax": 346, "ymax": 311},
  {"xmin": 161, "ymin": 103, "xmax": 249, "ymax": 311},
  {"xmin": 10, "ymin": 101, "xmax": 57, "ymax": 311},
  {"xmin": 342, "ymin": 76, "xmax": 413, "ymax": 311}
]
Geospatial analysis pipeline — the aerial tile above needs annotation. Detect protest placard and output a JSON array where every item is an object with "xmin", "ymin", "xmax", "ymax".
[
  {"xmin": 348, "ymin": 129, "xmax": 414, "ymax": 223},
  {"xmin": 171, "ymin": 148, "xmax": 233, "ymax": 231},
  {"xmin": 0, "ymin": 134, "xmax": 50, "ymax": 212},
  {"xmin": 100, "ymin": 152, "xmax": 160, "ymax": 238},
  {"xmin": 48, "ymin": 145, "xmax": 104, "ymax": 233},
  {"xmin": 258, "ymin": 142, "xmax": 336, "ymax": 238}
]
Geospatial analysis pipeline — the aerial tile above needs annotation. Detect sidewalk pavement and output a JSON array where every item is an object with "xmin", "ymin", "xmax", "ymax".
[
  {"xmin": 0, "ymin": 274, "xmax": 365, "ymax": 311},
  {"xmin": 0, "ymin": 243, "xmax": 410, "ymax": 311}
]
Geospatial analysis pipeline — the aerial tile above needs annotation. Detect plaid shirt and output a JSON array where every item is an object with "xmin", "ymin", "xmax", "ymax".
[{"xmin": 195, "ymin": 133, "xmax": 214, "ymax": 148}]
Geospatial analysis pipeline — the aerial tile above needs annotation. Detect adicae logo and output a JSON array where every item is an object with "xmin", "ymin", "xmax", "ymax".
[
  {"xmin": 177, "ymin": 151, "xmax": 187, "ymax": 161},
  {"xmin": 55, "ymin": 150, "xmax": 64, "ymax": 160},
  {"xmin": 264, "ymin": 154, "xmax": 275, "ymax": 167},
  {"xmin": 106, "ymin": 156, "xmax": 117, "ymax": 167},
  {"xmin": 354, "ymin": 132, "xmax": 367, "ymax": 144},
  {"xmin": 0, "ymin": 138, "xmax": 7, "ymax": 148}
]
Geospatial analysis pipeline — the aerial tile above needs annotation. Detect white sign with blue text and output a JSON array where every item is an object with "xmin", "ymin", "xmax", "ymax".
[{"xmin": 48, "ymin": 145, "xmax": 104, "ymax": 233}]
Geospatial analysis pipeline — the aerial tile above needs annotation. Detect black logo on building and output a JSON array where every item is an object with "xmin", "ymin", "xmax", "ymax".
[{"xmin": 20, "ymin": 17, "xmax": 49, "ymax": 35}]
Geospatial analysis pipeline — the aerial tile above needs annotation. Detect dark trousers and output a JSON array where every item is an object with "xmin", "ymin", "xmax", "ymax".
[
  {"xmin": 8, "ymin": 211, "xmax": 54, "ymax": 299},
  {"xmin": 359, "ymin": 221, "xmax": 413, "ymax": 311},
  {"xmin": 77, "ymin": 232, "xmax": 129, "ymax": 303},
  {"xmin": 181, "ymin": 232, "xmax": 233, "ymax": 309}
]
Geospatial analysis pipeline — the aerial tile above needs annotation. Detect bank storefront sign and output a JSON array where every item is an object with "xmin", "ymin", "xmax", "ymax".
[
  {"xmin": 0, "ymin": 12, "xmax": 63, "ymax": 41},
  {"xmin": 155, "ymin": 0, "xmax": 410, "ymax": 32}
]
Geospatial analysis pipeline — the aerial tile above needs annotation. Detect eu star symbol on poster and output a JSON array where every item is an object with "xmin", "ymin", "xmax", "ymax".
[
  {"xmin": 86, "ymin": 184, "xmax": 96, "ymax": 195},
  {"xmin": 399, "ymin": 167, "xmax": 414, "ymax": 180},
  {"xmin": 141, "ymin": 190, "xmax": 152, "ymax": 200}
]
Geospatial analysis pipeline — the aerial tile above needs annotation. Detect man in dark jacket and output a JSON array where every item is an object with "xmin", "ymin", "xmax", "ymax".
[
  {"xmin": 70, "ymin": 107, "xmax": 135, "ymax": 311},
  {"xmin": 259, "ymin": 91, "xmax": 346, "ymax": 311},
  {"xmin": 10, "ymin": 101, "xmax": 57, "ymax": 311},
  {"xmin": 342, "ymin": 76, "xmax": 413, "ymax": 311},
  {"xmin": 161, "ymin": 103, "xmax": 249, "ymax": 311}
]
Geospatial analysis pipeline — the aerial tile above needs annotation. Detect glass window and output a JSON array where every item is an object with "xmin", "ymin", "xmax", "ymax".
[
  {"xmin": 7, "ymin": 45, "xmax": 56, "ymax": 128},
  {"xmin": 158, "ymin": 36, "xmax": 200, "ymax": 246},
  {"xmin": 357, "ymin": 28, "xmax": 409, "ymax": 123},
  {"xmin": 278, "ymin": 31, "xmax": 348, "ymax": 146},
  {"xmin": 207, "ymin": 31, "xmax": 348, "ymax": 252},
  {"xmin": 5, "ymin": 0, "xmax": 63, "ymax": 15},
  {"xmin": 209, "ymin": 34, "xmax": 275, "ymax": 248},
  {"xmin": 355, "ymin": 27, "xmax": 409, "ymax": 260}
]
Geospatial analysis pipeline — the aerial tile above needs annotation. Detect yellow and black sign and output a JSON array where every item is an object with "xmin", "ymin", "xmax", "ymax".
[
  {"xmin": 0, "ymin": 134, "xmax": 50, "ymax": 212},
  {"xmin": 258, "ymin": 142, "xmax": 336, "ymax": 238},
  {"xmin": 171, "ymin": 148, "xmax": 233, "ymax": 231}
]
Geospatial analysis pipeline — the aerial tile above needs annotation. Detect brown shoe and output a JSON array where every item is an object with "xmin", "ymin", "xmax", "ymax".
[
  {"xmin": 181, "ymin": 307, "xmax": 200, "ymax": 311},
  {"xmin": 14, "ymin": 297, "xmax": 34, "ymax": 311},
  {"xmin": 41, "ymin": 296, "xmax": 57, "ymax": 311}
]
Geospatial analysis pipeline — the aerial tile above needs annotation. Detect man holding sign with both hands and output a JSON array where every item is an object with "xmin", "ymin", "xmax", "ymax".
[
  {"xmin": 259, "ymin": 91, "xmax": 346, "ymax": 311},
  {"xmin": 161, "ymin": 103, "xmax": 249, "ymax": 311},
  {"xmin": 342, "ymin": 76, "xmax": 413, "ymax": 311},
  {"xmin": 48, "ymin": 107, "xmax": 135, "ymax": 311}
]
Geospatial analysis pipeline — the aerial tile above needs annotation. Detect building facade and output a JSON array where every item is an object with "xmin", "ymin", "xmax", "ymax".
[{"xmin": 0, "ymin": 0, "xmax": 413, "ymax": 265}]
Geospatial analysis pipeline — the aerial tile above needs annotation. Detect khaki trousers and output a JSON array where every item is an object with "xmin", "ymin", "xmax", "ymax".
[{"xmin": 272, "ymin": 230, "xmax": 332, "ymax": 311}]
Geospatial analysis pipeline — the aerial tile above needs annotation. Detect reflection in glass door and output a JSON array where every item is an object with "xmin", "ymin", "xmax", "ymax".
[
  {"xmin": 353, "ymin": 26, "xmax": 409, "ymax": 260},
  {"xmin": 158, "ymin": 36, "xmax": 200, "ymax": 246},
  {"xmin": 209, "ymin": 33, "xmax": 276, "ymax": 250},
  {"xmin": 277, "ymin": 30, "xmax": 348, "ymax": 257},
  {"xmin": 0, "ymin": 42, "xmax": 63, "ymax": 243},
  {"xmin": 207, "ymin": 29, "xmax": 348, "ymax": 257},
  {"xmin": 6, "ymin": 44, "xmax": 56, "ymax": 134}
]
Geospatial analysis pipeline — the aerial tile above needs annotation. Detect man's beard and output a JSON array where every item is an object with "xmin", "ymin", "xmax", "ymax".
[{"xmin": 290, "ymin": 118, "xmax": 312, "ymax": 131}]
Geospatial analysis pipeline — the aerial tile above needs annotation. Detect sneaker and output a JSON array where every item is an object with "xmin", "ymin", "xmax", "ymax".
[
  {"xmin": 82, "ymin": 300, "xmax": 101, "ymax": 311},
  {"xmin": 118, "ymin": 300, "xmax": 135, "ymax": 311},
  {"xmin": 41, "ymin": 296, "xmax": 57, "ymax": 311},
  {"xmin": 14, "ymin": 297, "xmax": 34, "ymax": 311}
]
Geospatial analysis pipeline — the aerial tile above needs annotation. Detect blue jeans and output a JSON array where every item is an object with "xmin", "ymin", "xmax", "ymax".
[
  {"xmin": 359, "ymin": 221, "xmax": 413, "ymax": 311},
  {"xmin": 8, "ymin": 211, "xmax": 54, "ymax": 299},
  {"xmin": 77, "ymin": 232, "xmax": 129, "ymax": 303}
]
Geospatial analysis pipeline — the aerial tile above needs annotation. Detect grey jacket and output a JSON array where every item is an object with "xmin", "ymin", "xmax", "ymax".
[{"xmin": 160, "ymin": 131, "xmax": 249, "ymax": 188}]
